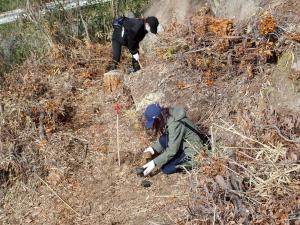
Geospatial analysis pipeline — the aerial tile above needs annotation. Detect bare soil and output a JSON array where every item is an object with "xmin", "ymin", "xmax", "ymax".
[{"xmin": 1, "ymin": 1, "xmax": 300, "ymax": 225}]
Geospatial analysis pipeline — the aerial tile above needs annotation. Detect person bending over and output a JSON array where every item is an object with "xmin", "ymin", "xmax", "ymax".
[
  {"xmin": 106, "ymin": 16, "xmax": 159, "ymax": 73},
  {"xmin": 141, "ymin": 103, "xmax": 203, "ymax": 176}
]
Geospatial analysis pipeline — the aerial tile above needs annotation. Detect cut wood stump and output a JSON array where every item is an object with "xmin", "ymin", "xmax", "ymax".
[{"xmin": 103, "ymin": 70, "xmax": 123, "ymax": 95}]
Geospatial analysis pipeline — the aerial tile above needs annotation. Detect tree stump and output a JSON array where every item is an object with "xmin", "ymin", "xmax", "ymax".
[{"xmin": 103, "ymin": 70, "xmax": 123, "ymax": 95}]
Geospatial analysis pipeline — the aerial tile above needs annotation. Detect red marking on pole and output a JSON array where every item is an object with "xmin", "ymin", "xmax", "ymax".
[{"xmin": 114, "ymin": 104, "xmax": 121, "ymax": 114}]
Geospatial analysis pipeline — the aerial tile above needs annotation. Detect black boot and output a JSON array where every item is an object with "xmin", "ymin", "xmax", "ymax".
[
  {"xmin": 132, "ymin": 58, "xmax": 141, "ymax": 72},
  {"xmin": 105, "ymin": 61, "xmax": 118, "ymax": 72}
]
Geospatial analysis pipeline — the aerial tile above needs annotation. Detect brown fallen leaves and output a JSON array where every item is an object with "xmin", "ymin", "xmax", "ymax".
[
  {"xmin": 159, "ymin": 7, "xmax": 300, "ymax": 89},
  {"xmin": 259, "ymin": 11, "xmax": 276, "ymax": 35}
]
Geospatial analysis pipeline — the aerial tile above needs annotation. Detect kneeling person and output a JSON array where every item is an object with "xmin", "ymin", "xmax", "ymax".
[{"xmin": 142, "ymin": 104, "xmax": 203, "ymax": 176}]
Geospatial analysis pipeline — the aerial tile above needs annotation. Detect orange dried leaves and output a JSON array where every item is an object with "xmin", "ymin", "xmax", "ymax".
[
  {"xmin": 207, "ymin": 17, "xmax": 233, "ymax": 36},
  {"xmin": 257, "ymin": 40, "xmax": 275, "ymax": 62},
  {"xmin": 191, "ymin": 15, "xmax": 233, "ymax": 37},
  {"xmin": 290, "ymin": 33, "xmax": 300, "ymax": 42},
  {"xmin": 259, "ymin": 12, "xmax": 276, "ymax": 35},
  {"xmin": 191, "ymin": 15, "xmax": 208, "ymax": 37}
]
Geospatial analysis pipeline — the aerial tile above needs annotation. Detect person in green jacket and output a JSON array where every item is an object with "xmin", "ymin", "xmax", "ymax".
[{"xmin": 142, "ymin": 103, "xmax": 203, "ymax": 176}]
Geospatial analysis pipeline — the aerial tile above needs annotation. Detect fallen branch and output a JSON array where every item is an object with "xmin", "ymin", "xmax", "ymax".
[
  {"xmin": 258, "ymin": 125, "xmax": 300, "ymax": 144},
  {"xmin": 36, "ymin": 174, "xmax": 82, "ymax": 217},
  {"xmin": 213, "ymin": 123, "xmax": 271, "ymax": 149}
]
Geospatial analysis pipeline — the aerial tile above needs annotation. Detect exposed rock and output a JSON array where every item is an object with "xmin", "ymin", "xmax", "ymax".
[
  {"xmin": 145, "ymin": 0, "xmax": 202, "ymax": 25},
  {"xmin": 270, "ymin": 51, "xmax": 300, "ymax": 114},
  {"xmin": 291, "ymin": 59, "xmax": 300, "ymax": 72},
  {"xmin": 211, "ymin": 0, "xmax": 261, "ymax": 21}
]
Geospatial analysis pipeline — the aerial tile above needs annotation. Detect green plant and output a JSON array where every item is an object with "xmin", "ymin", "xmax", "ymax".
[
  {"xmin": 0, "ymin": 0, "xmax": 150, "ymax": 75},
  {"xmin": 0, "ymin": 0, "xmax": 26, "ymax": 13},
  {"xmin": 0, "ymin": 19, "xmax": 50, "ymax": 76},
  {"xmin": 116, "ymin": 0, "xmax": 150, "ymax": 17}
]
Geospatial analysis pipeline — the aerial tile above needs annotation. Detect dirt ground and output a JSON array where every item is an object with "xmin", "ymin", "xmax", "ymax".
[
  {"xmin": 1, "ymin": 0, "xmax": 300, "ymax": 225},
  {"xmin": 0, "ymin": 58, "xmax": 198, "ymax": 224}
]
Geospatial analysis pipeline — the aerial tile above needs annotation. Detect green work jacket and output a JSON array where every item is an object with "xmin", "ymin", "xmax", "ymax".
[{"xmin": 152, "ymin": 106, "xmax": 203, "ymax": 168}]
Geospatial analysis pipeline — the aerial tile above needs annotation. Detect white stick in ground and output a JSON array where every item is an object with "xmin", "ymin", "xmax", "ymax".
[{"xmin": 117, "ymin": 113, "xmax": 121, "ymax": 166}]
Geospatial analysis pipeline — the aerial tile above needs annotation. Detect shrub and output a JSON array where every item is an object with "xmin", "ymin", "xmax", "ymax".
[{"xmin": 0, "ymin": 0, "xmax": 150, "ymax": 74}]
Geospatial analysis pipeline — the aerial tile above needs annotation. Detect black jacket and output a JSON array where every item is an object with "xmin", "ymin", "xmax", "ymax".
[{"xmin": 112, "ymin": 17, "xmax": 148, "ymax": 55}]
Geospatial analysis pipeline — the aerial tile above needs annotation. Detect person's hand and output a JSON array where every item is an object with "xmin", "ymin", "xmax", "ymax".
[
  {"xmin": 133, "ymin": 53, "xmax": 139, "ymax": 61},
  {"xmin": 144, "ymin": 146, "xmax": 155, "ymax": 155},
  {"xmin": 143, "ymin": 160, "xmax": 155, "ymax": 176}
]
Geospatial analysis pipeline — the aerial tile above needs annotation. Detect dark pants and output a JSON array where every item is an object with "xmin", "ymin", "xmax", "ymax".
[
  {"xmin": 111, "ymin": 28, "xmax": 140, "ymax": 71},
  {"xmin": 112, "ymin": 39, "xmax": 122, "ymax": 63},
  {"xmin": 159, "ymin": 134, "xmax": 186, "ymax": 174}
]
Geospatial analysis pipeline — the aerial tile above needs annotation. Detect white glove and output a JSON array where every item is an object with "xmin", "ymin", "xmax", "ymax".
[
  {"xmin": 144, "ymin": 146, "xmax": 155, "ymax": 155},
  {"xmin": 133, "ymin": 53, "xmax": 139, "ymax": 61},
  {"xmin": 143, "ymin": 160, "xmax": 155, "ymax": 176}
]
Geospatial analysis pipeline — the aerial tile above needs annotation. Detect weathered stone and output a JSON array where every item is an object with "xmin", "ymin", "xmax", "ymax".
[
  {"xmin": 291, "ymin": 59, "xmax": 300, "ymax": 72},
  {"xmin": 270, "ymin": 51, "xmax": 300, "ymax": 114},
  {"xmin": 145, "ymin": 0, "xmax": 197, "ymax": 25},
  {"xmin": 211, "ymin": 0, "xmax": 261, "ymax": 21}
]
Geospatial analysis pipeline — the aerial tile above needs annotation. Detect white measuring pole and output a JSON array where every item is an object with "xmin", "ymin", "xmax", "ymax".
[{"xmin": 116, "ymin": 113, "xmax": 120, "ymax": 166}]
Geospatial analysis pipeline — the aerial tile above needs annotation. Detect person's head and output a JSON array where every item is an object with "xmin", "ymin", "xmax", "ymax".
[
  {"xmin": 144, "ymin": 103, "xmax": 163, "ymax": 133},
  {"xmin": 145, "ymin": 16, "xmax": 159, "ymax": 34}
]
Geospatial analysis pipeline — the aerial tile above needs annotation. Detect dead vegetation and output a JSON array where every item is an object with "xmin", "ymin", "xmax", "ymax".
[
  {"xmin": 152, "ymin": 6, "xmax": 300, "ymax": 225},
  {"xmin": 156, "ymin": 7, "xmax": 300, "ymax": 87},
  {"xmin": 0, "ymin": 3, "xmax": 300, "ymax": 225},
  {"xmin": 0, "ymin": 41, "xmax": 111, "ymax": 206}
]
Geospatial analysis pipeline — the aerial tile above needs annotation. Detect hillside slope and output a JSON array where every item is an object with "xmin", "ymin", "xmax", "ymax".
[{"xmin": 0, "ymin": 0, "xmax": 300, "ymax": 224}]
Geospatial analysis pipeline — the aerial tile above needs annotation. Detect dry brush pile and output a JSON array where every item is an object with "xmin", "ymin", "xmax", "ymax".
[
  {"xmin": 0, "ymin": 4, "xmax": 300, "ymax": 225},
  {"xmin": 154, "ymin": 7, "xmax": 300, "ymax": 225},
  {"xmin": 0, "ymin": 42, "xmax": 110, "ymax": 197},
  {"xmin": 157, "ymin": 7, "xmax": 300, "ymax": 85}
]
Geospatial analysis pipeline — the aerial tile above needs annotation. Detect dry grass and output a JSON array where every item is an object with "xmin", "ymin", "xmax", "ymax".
[
  {"xmin": 1, "ymin": 5, "xmax": 300, "ymax": 225},
  {"xmin": 183, "ymin": 122, "xmax": 299, "ymax": 224},
  {"xmin": 0, "ymin": 40, "xmax": 111, "ymax": 215},
  {"xmin": 150, "ymin": 7, "xmax": 300, "ymax": 224}
]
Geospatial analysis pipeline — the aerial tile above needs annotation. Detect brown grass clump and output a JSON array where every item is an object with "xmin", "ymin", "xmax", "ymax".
[
  {"xmin": 290, "ymin": 33, "xmax": 300, "ymax": 42},
  {"xmin": 191, "ymin": 15, "xmax": 209, "ymax": 37},
  {"xmin": 191, "ymin": 13, "xmax": 233, "ymax": 37},
  {"xmin": 0, "ymin": 40, "xmax": 111, "ymax": 189},
  {"xmin": 149, "ymin": 7, "xmax": 300, "ymax": 224},
  {"xmin": 259, "ymin": 11, "xmax": 276, "ymax": 35}
]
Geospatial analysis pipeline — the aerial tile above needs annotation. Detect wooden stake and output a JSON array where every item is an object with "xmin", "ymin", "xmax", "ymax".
[
  {"xmin": 210, "ymin": 126, "xmax": 216, "ymax": 153},
  {"xmin": 117, "ymin": 113, "xmax": 120, "ymax": 166},
  {"xmin": 114, "ymin": 104, "xmax": 121, "ymax": 166}
]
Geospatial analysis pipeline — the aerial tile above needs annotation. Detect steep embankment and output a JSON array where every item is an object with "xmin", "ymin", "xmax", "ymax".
[{"xmin": 1, "ymin": 0, "xmax": 300, "ymax": 224}]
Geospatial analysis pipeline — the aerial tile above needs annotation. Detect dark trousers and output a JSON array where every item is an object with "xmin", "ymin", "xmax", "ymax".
[
  {"xmin": 112, "ymin": 27, "xmax": 123, "ymax": 63},
  {"xmin": 112, "ymin": 28, "xmax": 140, "ymax": 71},
  {"xmin": 158, "ymin": 134, "xmax": 186, "ymax": 174},
  {"xmin": 112, "ymin": 39, "xmax": 140, "ymax": 71},
  {"xmin": 112, "ymin": 39, "xmax": 122, "ymax": 63}
]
